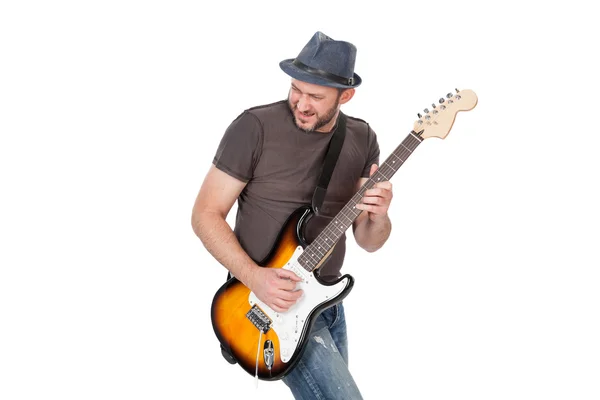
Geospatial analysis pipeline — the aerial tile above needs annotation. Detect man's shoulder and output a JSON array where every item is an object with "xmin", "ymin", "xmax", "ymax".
[
  {"xmin": 226, "ymin": 100, "xmax": 288, "ymax": 127},
  {"xmin": 245, "ymin": 100, "xmax": 288, "ymax": 118},
  {"xmin": 346, "ymin": 115, "xmax": 369, "ymax": 125},
  {"xmin": 344, "ymin": 113, "xmax": 372, "ymax": 134}
]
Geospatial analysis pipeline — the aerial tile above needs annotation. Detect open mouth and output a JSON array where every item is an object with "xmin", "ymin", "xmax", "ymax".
[{"xmin": 297, "ymin": 110, "xmax": 315, "ymax": 119}]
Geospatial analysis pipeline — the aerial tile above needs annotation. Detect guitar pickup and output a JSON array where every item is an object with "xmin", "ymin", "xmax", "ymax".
[{"xmin": 246, "ymin": 304, "xmax": 272, "ymax": 333}]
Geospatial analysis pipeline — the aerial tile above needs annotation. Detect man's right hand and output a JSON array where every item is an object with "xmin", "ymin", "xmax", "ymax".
[{"xmin": 248, "ymin": 267, "xmax": 304, "ymax": 313}]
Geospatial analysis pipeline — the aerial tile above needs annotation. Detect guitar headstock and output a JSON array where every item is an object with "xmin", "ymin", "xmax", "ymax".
[{"xmin": 413, "ymin": 89, "xmax": 478, "ymax": 139}]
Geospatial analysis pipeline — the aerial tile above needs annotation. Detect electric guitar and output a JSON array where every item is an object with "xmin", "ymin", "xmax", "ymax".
[{"xmin": 211, "ymin": 89, "xmax": 478, "ymax": 380}]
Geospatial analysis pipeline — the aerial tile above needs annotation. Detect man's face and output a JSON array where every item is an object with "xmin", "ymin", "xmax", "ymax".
[{"xmin": 287, "ymin": 79, "xmax": 342, "ymax": 132}]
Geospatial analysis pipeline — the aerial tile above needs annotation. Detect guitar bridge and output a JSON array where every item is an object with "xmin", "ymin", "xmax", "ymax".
[{"xmin": 246, "ymin": 304, "xmax": 272, "ymax": 333}]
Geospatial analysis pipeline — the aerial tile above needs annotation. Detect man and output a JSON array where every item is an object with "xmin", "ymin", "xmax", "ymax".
[{"xmin": 192, "ymin": 31, "xmax": 394, "ymax": 399}]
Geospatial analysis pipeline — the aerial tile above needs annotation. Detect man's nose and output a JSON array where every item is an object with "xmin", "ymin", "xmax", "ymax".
[{"xmin": 296, "ymin": 96, "xmax": 309, "ymax": 112}]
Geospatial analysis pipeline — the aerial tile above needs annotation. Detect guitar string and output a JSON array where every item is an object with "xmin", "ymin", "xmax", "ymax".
[{"xmin": 255, "ymin": 330, "xmax": 262, "ymax": 388}]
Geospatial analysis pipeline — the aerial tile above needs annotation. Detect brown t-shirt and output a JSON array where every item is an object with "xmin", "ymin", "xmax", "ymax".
[{"xmin": 213, "ymin": 100, "xmax": 379, "ymax": 280}]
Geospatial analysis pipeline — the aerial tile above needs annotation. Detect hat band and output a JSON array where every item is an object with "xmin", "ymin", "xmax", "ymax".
[{"xmin": 292, "ymin": 59, "xmax": 354, "ymax": 86}]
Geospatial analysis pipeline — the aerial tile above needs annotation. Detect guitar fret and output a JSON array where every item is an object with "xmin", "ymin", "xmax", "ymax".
[
  {"xmin": 390, "ymin": 153, "xmax": 404, "ymax": 165},
  {"xmin": 332, "ymin": 219, "xmax": 345, "ymax": 230},
  {"xmin": 410, "ymin": 131, "xmax": 423, "ymax": 142},
  {"xmin": 297, "ymin": 256, "xmax": 310, "ymax": 271},
  {"xmin": 373, "ymin": 170, "xmax": 387, "ymax": 182},
  {"xmin": 312, "ymin": 244, "xmax": 326, "ymax": 258},
  {"xmin": 400, "ymin": 143, "xmax": 413, "ymax": 153},
  {"xmin": 308, "ymin": 246, "xmax": 325, "ymax": 259},
  {"xmin": 302, "ymin": 247, "xmax": 319, "ymax": 262},
  {"xmin": 340, "ymin": 210, "xmax": 354, "ymax": 223},
  {"xmin": 307, "ymin": 242, "xmax": 325, "ymax": 261},
  {"xmin": 302, "ymin": 253, "xmax": 317, "ymax": 268},
  {"xmin": 323, "ymin": 229, "xmax": 337, "ymax": 244},
  {"xmin": 331, "ymin": 222, "xmax": 344, "ymax": 234}
]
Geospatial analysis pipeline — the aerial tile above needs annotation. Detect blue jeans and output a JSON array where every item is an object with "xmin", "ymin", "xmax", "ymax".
[{"xmin": 282, "ymin": 303, "xmax": 364, "ymax": 399}]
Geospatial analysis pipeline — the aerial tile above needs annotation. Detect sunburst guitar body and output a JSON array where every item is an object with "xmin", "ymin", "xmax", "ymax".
[{"xmin": 211, "ymin": 206, "xmax": 353, "ymax": 380}]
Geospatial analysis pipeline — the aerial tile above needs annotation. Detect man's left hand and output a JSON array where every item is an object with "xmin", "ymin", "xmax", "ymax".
[{"xmin": 355, "ymin": 164, "xmax": 393, "ymax": 222}]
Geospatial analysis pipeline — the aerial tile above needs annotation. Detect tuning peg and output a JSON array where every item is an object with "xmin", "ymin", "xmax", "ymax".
[
  {"xmin": 446, "ymin": 93, "xmax": 453, "ymax": 98},
  {"xmin": 424, "ymin": 108, "xmax": 429, "ymax": 114},
  {"xmin": 438, "ymin": 98, "xmax": 445, "ymax": 104},
  {"xmin": 455, "ymin": 88, "xmax": 460, "ymax": 93},
  {"xmin": 431, "ymin": 103, "xmax": 436, "ymax": 109},
  {"xmin": 417, "ymin": 113, "xmax": 422, "ymax": 118}
]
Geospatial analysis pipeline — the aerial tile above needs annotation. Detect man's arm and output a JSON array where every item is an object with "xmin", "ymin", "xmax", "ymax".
[
  {"xmin": 191, "ymin": 165, "xmax": 302, "ymax": 312},
  {"xmin": 191, "ymin": 165, "xmax": 257, "ymax": 286},
  {"xmin": 352, "ymin": 164, "xmax": 393, "ymax": 252}
]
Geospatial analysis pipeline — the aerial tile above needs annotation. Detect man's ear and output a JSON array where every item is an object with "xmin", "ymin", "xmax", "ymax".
[{"xmin": 339, "ymin": 88, "xmax": 355, "ymax": 105}]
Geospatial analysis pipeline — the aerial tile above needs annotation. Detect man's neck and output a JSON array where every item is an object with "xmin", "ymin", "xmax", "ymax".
[{"xmin": 315, "ymin": 110, "xmax": 341, "ymax": 134}]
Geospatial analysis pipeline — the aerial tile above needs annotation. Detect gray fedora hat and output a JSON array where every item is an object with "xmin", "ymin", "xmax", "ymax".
[{"xmin": 279, "ymin": 31, "xmax": 362, "ymax": 89}]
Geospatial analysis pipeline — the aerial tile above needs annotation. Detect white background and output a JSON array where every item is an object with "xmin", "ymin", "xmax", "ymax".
[{"xmin": 1, "ymin": 1, "xmax": 599, "ymax": 399}]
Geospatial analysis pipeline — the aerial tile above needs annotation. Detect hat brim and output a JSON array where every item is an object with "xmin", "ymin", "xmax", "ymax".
[{"xmin": 279, "ymin": 59, "xmax": 362, "ymax": 89}]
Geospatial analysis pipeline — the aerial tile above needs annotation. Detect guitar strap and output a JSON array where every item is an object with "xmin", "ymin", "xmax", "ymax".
[{"xmin": 311, "ymin": 112, "xmax": 347, "ymax": 215}]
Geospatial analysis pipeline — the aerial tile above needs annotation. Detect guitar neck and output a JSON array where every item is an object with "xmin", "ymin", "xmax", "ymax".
[{"xmin": 298, "ymin": 131, "xmax": 424, "ymax": 272}]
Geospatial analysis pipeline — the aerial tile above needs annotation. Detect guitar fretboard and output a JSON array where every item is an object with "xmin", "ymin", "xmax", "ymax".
[{"xmin": 297, "ymin": 131, "xmax": 423, "ymax": 272}]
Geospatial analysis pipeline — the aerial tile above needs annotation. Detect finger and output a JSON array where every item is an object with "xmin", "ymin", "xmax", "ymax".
[
  {"xmin": 277, "ymin": 269, "xmax": 303, "ymax": 282},
  {"xmin": 278, "ymin": 288, "xmax": 304, "ymax": 301},
  {"xmin": 281, "ymin": 280, "xmax": 302, "ymax": 292},
  {"xmin": 356, "ymin": 203, "xmax": 386, "ymax": 214},
  {"xmin": 355, "ymin": 203, "xmax": 370, "ymax": 212},
  {"xmin": 270, "ymin": 303, "xmax": 287, "ymax": 313},
  {"xmin": 273, "ymin": 298, "xmax": 298, "ymax": 311},
  {"xmin": 363, "ymin": 190, "xmax": 390, "ymax": 200},
  {"xmin": 369, "ymin": 163, "xmax": 378, "ymax": 177},
  {"xmin": 366, "ymin": 186, "xmax": 392, "ymax": 197},
  {"xmin": 361, "ymin": 196, "xmax": 383, "ymax": 206},
  {"xmin": 275, "ymin": 296, "xmax": 300, "ymax": 307},
  {"xmin": 363, "ymin": 193, "xmax": 393, "ymax": 205},
  {"xmin": 374, "ymin": 181, "xmax": 392, "ymax": 191}
]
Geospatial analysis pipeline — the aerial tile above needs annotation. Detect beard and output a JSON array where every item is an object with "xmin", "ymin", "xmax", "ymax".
[{"xmin": 288, "ymin": 95, "xmax": 340, "ymax": 132}]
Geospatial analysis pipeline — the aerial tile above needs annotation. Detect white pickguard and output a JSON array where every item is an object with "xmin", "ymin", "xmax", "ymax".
[{"xmin": 248, "ymin": 246, "xmax": 349, "ymax": 363}]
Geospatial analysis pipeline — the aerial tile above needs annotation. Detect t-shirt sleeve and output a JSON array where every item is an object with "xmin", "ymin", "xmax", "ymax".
[
  {"xmin": 361, "ymin": 124, "xmax": 380, "ymax": 178},
  {"xmin": 212, "ymin": 111, "xmax": 263, "ymax": 182}
]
